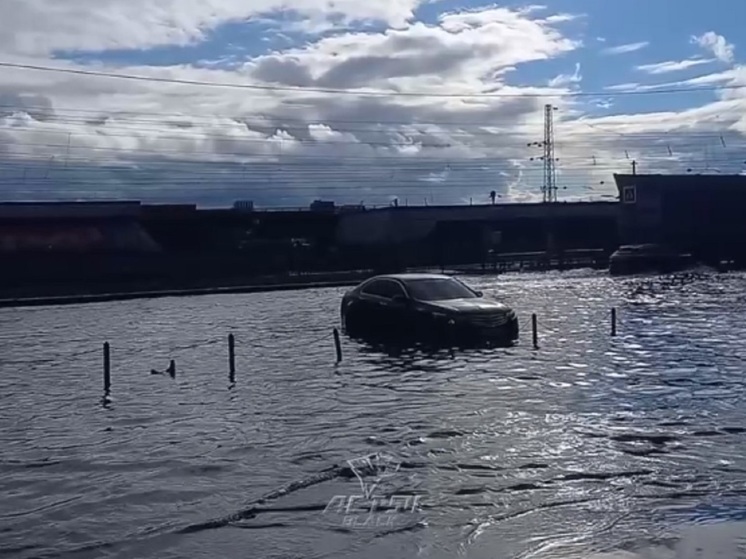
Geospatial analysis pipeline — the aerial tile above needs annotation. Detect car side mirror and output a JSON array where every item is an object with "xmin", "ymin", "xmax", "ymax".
[
  {"xmin": 392, "ymin": 294, "xmax": 408, "ymax": 304},
  {"xmin": 475, "ymin": 290, "xmax": 484, "ymax": 297}
]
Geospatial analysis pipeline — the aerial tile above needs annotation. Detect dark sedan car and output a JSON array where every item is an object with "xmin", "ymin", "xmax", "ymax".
[
  {"xmin": 340, "ymin": 273, "xmax": 519, "ymax": 342},
  {"xmin": 609, "ymin": 244, "xmax": 695, "ymax": 276}
]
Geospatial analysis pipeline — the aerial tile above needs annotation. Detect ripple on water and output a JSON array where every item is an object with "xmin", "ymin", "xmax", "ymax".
[{"xmin": 2, "ymin": 271, "xmax": 746, "ymax": 558}]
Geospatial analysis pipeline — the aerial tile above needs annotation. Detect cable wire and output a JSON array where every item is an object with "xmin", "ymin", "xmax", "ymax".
[{"xmin": 1, "ymin": 61, "xmax": 745, "ymax": 99}]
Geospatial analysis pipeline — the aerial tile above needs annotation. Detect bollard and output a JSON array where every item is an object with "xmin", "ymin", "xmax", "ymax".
[
  {"xmin": 333, "ymin": 328, "xmax": 343, "ymax": 363},
  {"xmin": 531, "ymin": 314, "xmax": 538, "ymax": 349},
  {"xmin": 103, "ymin": 342, "xmax": 111, "ymax": 393},
  {"xmin": 611, "ymin": 307, "xmax": 617, "ymax": 337},
  {"xmin": 228, "ymin": 333, "xmax": 236, "ymax": 378},
  {"xmin": 168, "ymin": 359, "xmax": 176, "ymax": 378}
]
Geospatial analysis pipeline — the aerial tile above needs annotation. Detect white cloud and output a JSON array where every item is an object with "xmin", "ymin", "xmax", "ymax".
[
  {"xmin": 0, "ymin": 0, "xmax": 425, "ymax": 56},
  {"xmin": 1, "ymin": 4, "xmax": 746, "ymax": 205},
  {"xmin": 549, "ymin": 63, "xmax": 582, "ymax": 88},
  {"xmin": 604, "ymin": 82, "xmax": 641, "ymax": 92},
  {"xmin": 0, "ymin": 4, "xmax": 591, "ymax": 204},
  {"xmin": 248, "ymin": 8, "xmax": 580, "ymax": 90},
  {"xmin": 691, "ymin": 32, "xmax": 735, "ymax": 64},
  {"xmin": 636, "ymin": 58, "xmax": 715, "ymax": 75},
  {"xmin": 601, "ymin": 41, "xmax": 649, "ymax": 56},
  {"xmin": 646, "ymin": 70, "xmax": 742, "ymax": 102},
  {"xmin": 606, "ymin": 67, "xmax": 740, "ymax": 93},
  {"xmin": 544, "ymin": 13, "xmax": 583, "ymax": 24},
  {"xmin": 593, "ymin": 98, "xmax": 613, "ymax": 110}
]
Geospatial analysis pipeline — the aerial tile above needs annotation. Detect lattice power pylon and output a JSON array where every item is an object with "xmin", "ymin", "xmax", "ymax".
[{"xmin": 542, "ymin": 104, "xmax": 557, "ymax": 203}]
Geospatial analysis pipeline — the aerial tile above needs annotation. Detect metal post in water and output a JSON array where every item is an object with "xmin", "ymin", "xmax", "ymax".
[
  {"xmin": 531, "ymin": 314, "xmax": 538, "ymax": 349},
  {"xmin": 103, "ymin": 342, "xmax": 111, "ymax": 394},
  {"xmin": 611, "ymin": 308, "xmax": 617, "ymax": 337},
  {"xmin": 333, "ymin": 328, "xmax": 343, "ymax": 363},
  {"xmin": 228, "ymin": 334, "xmax": 236, "ymax": 379}
]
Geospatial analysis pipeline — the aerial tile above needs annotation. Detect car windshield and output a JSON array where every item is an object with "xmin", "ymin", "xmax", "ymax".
[{"xmin": 405, "ymin": 278, "xmax": 478, "ymax": 301}]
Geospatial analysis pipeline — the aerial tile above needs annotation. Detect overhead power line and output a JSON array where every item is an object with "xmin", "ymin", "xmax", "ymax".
[
  {"xmin": 1, "ymin": 107, "xmax": 742, "ymax": 150},
  {"xmin": 0, "ymin": 61, "xmax": 744, "ymax": 99},
  {"xmin": 3, "ymin": 141, "xmax": 744, "ymax": 167},
  {"xmin": 1, "ymin": 102, "xmax": 744, "ymax": 131},
  {"xmin": 5, "ymin": 126, "xmax": 738, "ymax": 153},
  {"xmin": 2, "ymin": 152, "xmax": 743, "ymax": 175}
]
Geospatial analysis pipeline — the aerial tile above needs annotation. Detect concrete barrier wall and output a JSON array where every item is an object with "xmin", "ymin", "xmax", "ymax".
[
  {"xmin": 0, "ymin": 253, "xmax": 275, "ymax": 288},
  {"xmin": 336, "ymin": 203, "xmax": 620, "ymax": 246}
]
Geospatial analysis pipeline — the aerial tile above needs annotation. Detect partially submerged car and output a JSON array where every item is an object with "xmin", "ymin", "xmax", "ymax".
[
  {"xmin": 340, "ymin": 273, "xmax": 519, "ymax": 343},
  {"xmin": 609, "ymin": 244, "xmax": 695, "ymax": 276}
]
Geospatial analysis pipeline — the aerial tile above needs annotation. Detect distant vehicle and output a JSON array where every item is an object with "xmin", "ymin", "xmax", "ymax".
[
  {"xmin": 609, "ymin": 244, "xmax": 695, "ymax": 276},
  {"xmin": 340, "ymin": 273, "xmax": 519, "ymax": 343}
]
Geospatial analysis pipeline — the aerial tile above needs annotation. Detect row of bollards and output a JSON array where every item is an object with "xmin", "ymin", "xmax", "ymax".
[
  {"xmin": 529, "ymin": 307, "xmax": 618, "ymax": 350},
  {"xmin": 102, "ymin": 328, "xmax": 345, "ymax": 394},
  {"xmin": 101, "ymin": 312, "xmax": 619, "ymax": 392}
]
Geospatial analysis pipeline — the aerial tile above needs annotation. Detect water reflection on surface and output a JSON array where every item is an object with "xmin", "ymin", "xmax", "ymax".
[{"xmin": 2, "ymin": 270, "xmax": 746, "ymax": 558}]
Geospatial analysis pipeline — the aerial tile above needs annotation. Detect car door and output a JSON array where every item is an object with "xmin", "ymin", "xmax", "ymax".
[
  {"xmin": 383, "ymin": 280, "xmax": 413, "ymax": 331},
  {"xmin": 357, "ymin": 279, "xmax": 389, "ymax": 328},
  {"xmin": 358, "ymin": 279, "xmax": 405, "ymax": 331}
]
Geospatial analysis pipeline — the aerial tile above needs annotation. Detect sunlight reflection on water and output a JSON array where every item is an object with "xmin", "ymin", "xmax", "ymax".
[{"xmin": 1, "ymin": 269, "xmax": 746, "ymax": 558}]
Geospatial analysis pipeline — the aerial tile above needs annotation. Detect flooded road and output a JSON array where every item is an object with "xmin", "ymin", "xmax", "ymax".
[{"xmin": 2, "ymin": 270, "xmax": 746, "ymax": 558}]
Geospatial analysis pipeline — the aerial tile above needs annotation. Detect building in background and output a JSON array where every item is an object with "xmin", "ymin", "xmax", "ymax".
[{"xmin": 614, "ymin": 174, "xmax": 746, "ymax": 263}]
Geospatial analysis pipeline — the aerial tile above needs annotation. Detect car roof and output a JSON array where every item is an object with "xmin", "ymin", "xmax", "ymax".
[{"xmin": 370, "ymin": 273, "xmax": 453, "ymax": 282}]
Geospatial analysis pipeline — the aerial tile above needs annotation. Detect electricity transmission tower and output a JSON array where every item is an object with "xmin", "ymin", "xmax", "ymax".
[
  {"xmin": 542, "ymin": 104, "xmax": 558, "ymax": 203},
  {"xmin": 528, "ymin": 104, "xmax": 559, "ymax": 203}
]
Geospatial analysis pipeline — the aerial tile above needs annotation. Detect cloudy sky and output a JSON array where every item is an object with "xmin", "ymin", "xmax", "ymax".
[{"xmin": 1, "ymin": 0, "xmax": 745, "ymax": 207}]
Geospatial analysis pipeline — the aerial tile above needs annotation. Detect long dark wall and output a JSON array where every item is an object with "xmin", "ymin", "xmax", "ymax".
[
  {"xmin": 331, "ymin": 214, "xmax": 620, "ymax": 273},
  {"xmin": 0, "ymin": 211, "xmax": 342, "ymax": 292},
  {"xmin": 0, "ymin": 251, "xmax": 305, "ymax": 293},
  {"xmin": 141, "ymin": 211, "xmax": 338, "ymax": 252},
  {"xmin": 0, "ymin": 204, "xmax": 621, "ymax": 295},
  {"xmin": 415, "ymin": 215, "xmax": 619, "ymax": 267},
  {"xmin": 553, "ymin": 216, "xmax": 619, "ymax": 250}
]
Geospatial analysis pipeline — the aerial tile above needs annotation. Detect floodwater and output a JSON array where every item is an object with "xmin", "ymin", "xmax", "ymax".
[{"xmin": 2, "ymin": 269, "xmax": 746, "ymax": 559}]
